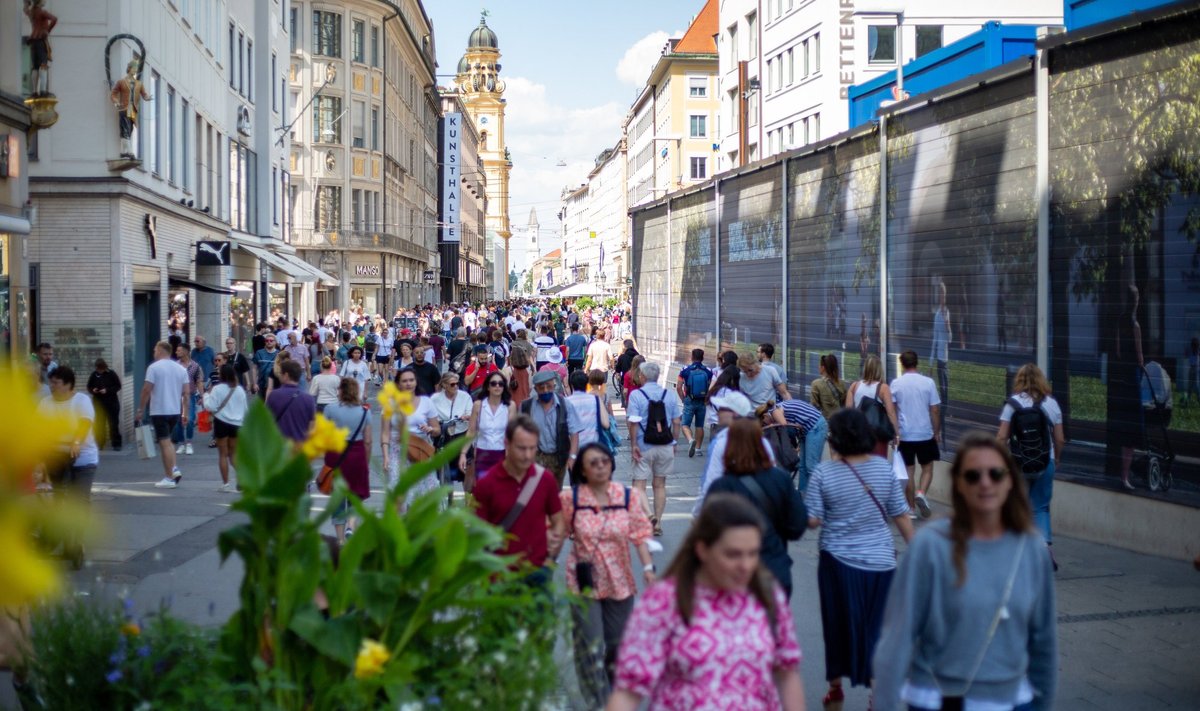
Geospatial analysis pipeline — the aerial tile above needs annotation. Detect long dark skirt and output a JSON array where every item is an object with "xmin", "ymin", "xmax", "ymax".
[{"xmin": 817, "ymin": 549, "xmax": 894, "ymax": 687}]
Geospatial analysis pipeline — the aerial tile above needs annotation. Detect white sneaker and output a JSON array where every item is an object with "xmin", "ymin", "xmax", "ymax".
[
  {"xmin": 172, "ymin": 466, "xmax": 183, "ymax": 484},
  {"xmin": 184, "ymin": 443, "xmax": 194, "ymax": 455},
  {"xmin": 915, "ymin": 493, "xmax": 932, "ymax": 519},
  {"xmin": 218, "ymin": 482, "xmax": 236, "ymax": 493},
  {"xmin": 175, "ymin": 444, "xmax": 185, "ymax": 454},
  {"xmin": 155, "ymin": 477, "xmax": 178, "ymax": 488}
]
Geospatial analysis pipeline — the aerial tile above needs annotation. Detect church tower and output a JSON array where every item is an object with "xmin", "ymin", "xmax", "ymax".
[
  {"xmin": 527, "ymin": 207, "xmax": 539, "ymax": 258},
  {"xmin": 456, "ymin": 13, "xmax": 512, "ymax": 298}
]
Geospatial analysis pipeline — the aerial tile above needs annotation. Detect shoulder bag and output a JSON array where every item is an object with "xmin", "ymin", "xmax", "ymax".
[
  {"xmin": 498, "ymin": 465, "xmax": 546, "ymax": 532},
  {"xmin": 595, "ymin": 395, "xmax": 621, "ymax": 455},
  {"xmin": 316, "ymin": 408, "xmax": 368, "ymax": 495}
]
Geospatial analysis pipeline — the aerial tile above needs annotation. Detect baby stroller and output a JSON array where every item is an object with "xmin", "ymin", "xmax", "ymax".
[{"xmin": 1134, "ymin": 362, "xmax": 1175, "ymax": 492}]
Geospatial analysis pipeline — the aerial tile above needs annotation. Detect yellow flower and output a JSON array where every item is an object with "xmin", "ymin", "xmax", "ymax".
[
  {"xmin": 300, "ymin": 414, "xmax": 350, "ymax": 460},
  {"xmin": 0, "ymin": 366, "xmax": 75, "ymax": 487},
  {"xmin": 377, "ymin": 382, "xmax": 415, "ymax": 420},
  {"xmin": 120, "ymin": 621, "xmax": 141, "ymax": 636},
  {"xmin": 354, "ymin": 638, "xmax": 390, "ymax": 679},
  {"xmin": 0, "ymin": 507, "xmax": 60, "ymax": 608}
]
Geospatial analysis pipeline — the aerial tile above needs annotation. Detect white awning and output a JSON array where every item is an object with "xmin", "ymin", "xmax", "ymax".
[
  {"xmin": 239, "ymin": 244, "xmax": 310, "ymax": 281},
  {"xmin": 274, "ymin": 251, "xmax": 340, "ymax": 287},
  {"xmin": 556, "ymin": 281, "xmax": 605, "ymax": 297}
]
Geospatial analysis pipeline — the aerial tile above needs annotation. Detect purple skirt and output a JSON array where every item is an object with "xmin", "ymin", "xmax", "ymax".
[
  {"xmin": 474, "ymin": 448, "xmax": 505, "ymax": 479},
  {"xmin": 326, "ymin": 439, "xmax": 370, "ymax": 499}
]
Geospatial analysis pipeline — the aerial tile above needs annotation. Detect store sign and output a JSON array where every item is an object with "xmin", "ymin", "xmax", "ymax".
[
  {"xmin": 354, "ymin": 264, "xmax": 380, "ymax": 277},
  {"xmin": 195, "ymin": 241, "xmax": 231, "ymax": 266},
  {"xmin": 423, "ymin": 269, "xmax": 435, "ymax": 282},
  {"xmin": 440, "ymin": 113, "xmax": 461, "ymax": 243}
]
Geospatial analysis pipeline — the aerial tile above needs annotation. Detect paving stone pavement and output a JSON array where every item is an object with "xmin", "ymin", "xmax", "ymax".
[{"xmin": 3, "ymin": 399, "xmax": 1199, "ymax": 710}]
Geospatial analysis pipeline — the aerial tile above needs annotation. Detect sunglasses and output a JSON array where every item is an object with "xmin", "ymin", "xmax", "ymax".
[
  {"xmin": 488, "ymin": 381, "xmax": 505, "ymax": 387},
  {"xmin": 962, "ymin": 467, "xmax": 1008, "ymax": 485}
]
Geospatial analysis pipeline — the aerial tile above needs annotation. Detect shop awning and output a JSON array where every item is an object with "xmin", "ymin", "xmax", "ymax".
[
  {"xmin": 168, "ymin": 276, "xmax": 237, "ymax": 295},
  {"xmin": 239, "ymin": 244, "xmax": 310, "ymax": 281},
  {"xmin": 275, "ymin": 251, "xmax": 340, "ymax": 287},
  {"xmin": 555, "ymin": 281, "xmax": 605, "ymax": 298}
]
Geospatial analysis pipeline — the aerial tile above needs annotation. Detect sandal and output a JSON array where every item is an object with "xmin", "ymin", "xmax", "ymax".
[
  {"xmin": 653, "ymin": 524, "xmax": 664, "ymax": 537},
  {"xmin": 822, "ymin": 685, "xmax": 844, "ymax": 710}
]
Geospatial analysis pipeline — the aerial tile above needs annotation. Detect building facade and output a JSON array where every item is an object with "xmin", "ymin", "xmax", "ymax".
[
  {"xmin": 625, "ymin": 0, "xmax": 720, "ymax": 209},
  {"xmin": 452, "ymin": 15, "xmax": 511, "ymax": 300},
  {"xmin": 438, "ymin": 91, "xmax": 486, "ymax": 304},
  {"xmin": 558, "ymin": 141, "xmax": 629, "ymax": 296},
  {"xmin": 25, "ymin": 0, "xmax": 304, "ymax": 437},
  {"xmin": 1, "ymin": 0, "xmax": 34, "ymax": 362},
  {"xmin": 717, "ymin": 0, "xmax": 1063, "ymax": 169},
  {"xmin": 289, "ymin": 0, "xmax": 441, "ymax": 318}
]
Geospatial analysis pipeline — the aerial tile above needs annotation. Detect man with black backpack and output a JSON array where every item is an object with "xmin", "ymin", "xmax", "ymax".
[
  {"xmin": 676, "ymin": 349, "xmax": 714, "ymax": 458},
  {"xmin": 626, "ymin": 361, "xmax": 682, "ymax": 536}
]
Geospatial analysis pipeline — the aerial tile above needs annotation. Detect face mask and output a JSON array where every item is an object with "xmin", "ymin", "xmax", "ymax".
[{"xmin": 537, "ymin": 391, "xmax": 554, "ymax": 403}]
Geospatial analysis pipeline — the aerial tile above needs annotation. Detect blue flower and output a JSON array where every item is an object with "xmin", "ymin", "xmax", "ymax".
[
  {"xmin": 137, "ymin": 645, "xmax": 151, "ymax": 658},
  {"xmin": 122, "ymin": 598, "xmax": 135, "ymax": 616},
  {"xmin": 109, "ymin": 650, "xmax": 125, "ymax": 665},
  {"xmin": 106, "ymin": 669, "xmax": 123, "ymax": 684}
]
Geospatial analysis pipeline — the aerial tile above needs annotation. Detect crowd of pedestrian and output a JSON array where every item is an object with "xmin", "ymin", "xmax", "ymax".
[{"xmin": 24, "ymin": 296, "xmax": 1063, "ymax": 710}]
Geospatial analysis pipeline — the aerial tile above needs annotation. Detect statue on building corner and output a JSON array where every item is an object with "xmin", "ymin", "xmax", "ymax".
[
  {"xmin": 24, "ymin": 0, "xmax": 57, "ymax": 98},
  {"xmin": 109, "ymin": 56, "xmax": 151, "ymax": 159}
]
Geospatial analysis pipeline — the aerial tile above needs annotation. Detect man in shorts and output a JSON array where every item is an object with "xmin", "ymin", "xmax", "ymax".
[
  {"xmin": 675, "ymin": 348, "xmax": 713, "ymax": 457},
  {"xmin": 137, "ymin": 341, "xmax": 190, "ymax": 489},
  {"xmin": 626, "ymin": 361, "xmax": 681, "ymax": 536},
  {"xmin": 891, "ymin": 350, "xmax": 941, "ymax": 518},
  {"xmin": 374, "ymin": 324, "xmax": 394, "ymax": 384}
]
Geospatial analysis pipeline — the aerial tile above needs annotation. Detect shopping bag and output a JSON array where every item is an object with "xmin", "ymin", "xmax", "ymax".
[
  {"xmin": 892, "ymin": 450, "xmax": 909, "ymax": 481},
  {"xmin": 196, "ymin": 410, "xmax": 213, "ymax": 434},
  {"xmin": 136, "ymin": 422, "xmax": 158, "ymax": 459}
]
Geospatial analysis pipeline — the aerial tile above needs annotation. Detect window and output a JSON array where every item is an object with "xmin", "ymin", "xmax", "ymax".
[
  {"xmin": 786, "ymin": 49, "xmax": 793, "ymax": 85},
  {"xmin": 370, "ymin": 25, "xmax": 379, "ymax": 67},
  {"xmin": 147, "ymin": 72, "xmax": 160, "ymax": 174},
  {"xmin": 246, "ymin": 39, "xmax": 253, "ymax": 101},
  {"xmin": 166, "ymin": 87, "xmax": 176, "ymax": 183},
  {"xmin": 289, "ymin": 8, "xmax": 297, "ymax": 52},
  {"xmin": 352, "ymin": 19, "xmax": 365, "ymax": 63},
  {"xmin": 237, "ymin": 31, "xmax": 244, "ymax": 94},
  {"xmin": 352, "ymin": 188, "xmax": 362, "ymax": 230},
  {"xmin": 195, "ymin": 114, "xmax": 204, "ymax": 200},
  {"xmin": 747, "ymin": 12, "xmax": 757, "ymax": 59},
  {"xmin": 228, "ymin": 23, "xmax": 235, "ymax": 86},
  {"xmin": 786, "ymin": 123, "xmax": 794, "ymax": 148},
  {"xmin": 228, "ymin": 142, "xmax": 257, "ymax": 231},
  {"xmin": 748, "ymin": 94, "xmax": 758, "ymax": 127},
  {"xmin": 289, "ymin": 91, "xmax": 299, "ymax": 138},
  {"xmin": 271, "ymin": 53, "xmax": 277, "ymax": 111},
  {"xmin": 315, "ymin": 185, "xmax": 341, "ymax": 232},
  {"xmin": 728, "ymin": 89, "xmax": 738, "ymax": 125},
  {"xmin": 766, "ymin": 58, "xmax": 773, "ymax": 93},
  {"xmin": 729, "ymin": 24, "xmax": 738, "ymax": 63},
  {"xmin": 813, "ymin": 33, "xmax": 821, "ymax": 73},
  {"xmin": 916, "ymin": 25, "xmax": 943, "ymax": 58},
  {"xmin": 282, "ymin": 171, "xmax": 292, "ymax": 240},
  {"xmin": 313, "ymin": 11, "xmax": 341, "ymax": 58},
  {"xmin": 352, "ymin": 100, "xmax": 365, "ymax": 148},
  {"xmin": 690, "ymin": 156, "xmax": 707, "ymax": 180},
  {"xmin": 313, "ymin": 96, "xmax": 342, "ymax": 143},
  {"xmin": 813, "ymin": 113, "xmax": 820, "ymax": 142},
  {"xmin": 868, "ymin": 25, "xmax": 896, "ymax": 64},
  {"xmin": 689, "ymin": 114, "xmax": 707, "ymax": 138},
  {"xmin": 181, "ymin": 99, "xmax": 190, "ymax": 191},
  {"xmin": 773, "ymin": 55, "xmax": 782, "ymax": 91},
  {"xmin": 272, "ymin": 166, "xmax": 278, "ymax": 225},
  {"xmin": 371, "ymin": 106, "xmax": 379, "ymax": 150},
  {"xmin": 689, "ymin": 76, "xmax": 707, "ymax": 97}
]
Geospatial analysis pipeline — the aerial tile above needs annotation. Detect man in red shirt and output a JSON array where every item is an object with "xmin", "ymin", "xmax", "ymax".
[
  {"xmin": 463, "ymin": 345, "xmax": 499, "ymax": 396},
  {"xmin": 473, "ymin": 415, "xmax": 566, "ymax": 584}
]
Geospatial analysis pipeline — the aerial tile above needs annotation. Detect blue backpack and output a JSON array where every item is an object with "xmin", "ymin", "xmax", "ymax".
[{"xmin": 681, "ymin": 363, "xmax": 712, "ymax": 401}]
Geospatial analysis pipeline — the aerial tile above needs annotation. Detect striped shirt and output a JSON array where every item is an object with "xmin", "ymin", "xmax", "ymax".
[
  {"xmin": 775, "ymin": 399, "xmax": 823, "ymax": 434},
  {"xmin": 806, "ymin": 457, "xmax": 909, "ymax": 571}
]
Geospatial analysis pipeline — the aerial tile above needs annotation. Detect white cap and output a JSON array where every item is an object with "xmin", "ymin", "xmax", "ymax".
[{"xmin": 709, "ymin": 391, "xmax": 753, "ymax": 417}]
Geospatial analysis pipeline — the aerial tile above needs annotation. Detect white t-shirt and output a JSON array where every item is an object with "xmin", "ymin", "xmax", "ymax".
[
  {"xmin": 40, "ymin": 392, "xmax": 99, "ymax": 467},
  {"xmin": 145, "ymin": 358, "xmax": 190, "ymax": 416},
  {"xmin": 890, "ymin": 371, "xmax": 941, "ymax": 442},
  {"xmin": 403, "ymin": 395, "xmax": 439, "ymax": 440},
  {"xmin": 533, "ymin": 335, "xmax": 558, "ymax": 363},
  {"xmin": 340, "ymin": 359, "xmax": 371, "ymax": 396},
  {"xmin": 585, "ymin": 340, "xmax": 612, "ymax": 371},
  {"xmin": 376, "ymin": 328, "xmax": 394, "ymax": 356},
  {"xmin": 1000, "ymin": 393, "xmax": 1063, "ymax": 460},
  {"xmin": 463, "ymin": 311, "xmax": 478, "ymax": 329}
]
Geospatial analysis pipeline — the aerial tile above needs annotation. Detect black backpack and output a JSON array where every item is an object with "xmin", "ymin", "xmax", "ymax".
[
  {"xmin": 1006, "ymin": 396, "xmax": 1052, "ymax": 476},
  {"xmin": 857, "ymin": 385, "xmax": 895, "ymax": 442},
  {"xmin": 640, "ymin": 389, "xmax": 674, "ymax": 445}
]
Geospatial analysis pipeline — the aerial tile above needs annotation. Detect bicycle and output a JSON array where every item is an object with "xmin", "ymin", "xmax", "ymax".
[{"xmin": 611, "ymin": 369, "xmax": 625, "ymax": 406}]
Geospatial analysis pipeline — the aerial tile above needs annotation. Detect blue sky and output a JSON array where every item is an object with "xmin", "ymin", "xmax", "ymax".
[{"xmin": 428, "ymin": 0, "xmax": 703, "ymax": 263}]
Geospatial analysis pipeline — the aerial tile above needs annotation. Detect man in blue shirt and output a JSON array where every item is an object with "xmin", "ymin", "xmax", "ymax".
[
  {"xmin": 564, "ymin": 323, "xmax": 589, "ymax": 375},
  {"xmin": 626, "ymin": 361, "xmax": 682, "ymax": 536},
  {"xmin": 191, "ymin": 335, "xmax": 216, "ymax": 382}
]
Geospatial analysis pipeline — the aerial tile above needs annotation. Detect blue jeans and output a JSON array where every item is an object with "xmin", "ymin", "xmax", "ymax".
[
  {"xmin": 797, "ymin": 417, "xmax": 828, "ymax": 493},
  {"xmin": 1027, "ymin": 460, "xmax": 1055, "ymax": 544},
  {"xmin": 171, "ymin": 393, "xmax": 198, "ymax": 443}
]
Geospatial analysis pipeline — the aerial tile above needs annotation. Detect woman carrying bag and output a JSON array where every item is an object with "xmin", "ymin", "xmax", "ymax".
[
  {"xmin": 319, "ymin": 377, "xmax": 371, "ymax": 543},
  {"xmin": 431, "ymin": 371, "xmax": 472, "ymax": 501},
  {"xmin": 202, "ymin": 363, "xmax": 248, "ymax": 493},
  {"xmin": 873, "ymin": 432, "xmax": 1056, "ymax": 711},
  {"xmin": 560, "ymin": 443, "xmax": 654, "ymax": 709},
  {"xmin": 810, "ymin": 354, "xmax": 846, "ymax": 421}
]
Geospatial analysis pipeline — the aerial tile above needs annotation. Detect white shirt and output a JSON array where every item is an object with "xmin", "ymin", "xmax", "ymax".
[
  {"xmin": 1000, "ymin": 393, "xmax": 1063, "ymax": 460},
  {"xmin": 694, "ymin": 428, "xmax": 776, "ymax": 514},
  {"xmin": 463, "ymin": 311, "xmax": 478, "ymax": 329},
  {"xmin": 40, "ymin": 392, "xmax": 99, "ymax": 467},
  {"xmin": 476, "ymin": 399, "xmax": 510, "ymax": 451},
  {"xmin": 308, "ymin": 373, "xmax": 341, "ymax": 405},
  {"xmin": 202, "ymin": 383, "xmax": 249, "ymax": 426},
  {"xmin": 533, "ymin": 335, "xmax": 557, "ymax": 363},
  {"xmin": 890, "ymin": 371, "xmax": 941, "ymax": 442},
  {"xmin": 584, "ymin": 340, "xmax": 612, "ymax": 371},
  {"xmin": 376, "ymin": 328, "xmax": 394, "ymax": 356},
  {"xmin": 339, "ymin": 359, "xmax": 371, "ymax": 396},
  {"xmin": 145, "ymin": 358, "xmax": 189, "ymax": 416},
  {"xmin": 392, "ymin": 395, "xmax": 439, "ymax": 441},
  {"xmin": 431, "ymin": 390, "xmax": 473, "ymax": 436}
]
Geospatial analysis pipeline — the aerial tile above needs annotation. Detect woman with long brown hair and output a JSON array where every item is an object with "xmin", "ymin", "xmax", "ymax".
[
  {"xmin": 810, "ymin": 354, "xmax": 845, "ymax": 421},
  {"xmin": 874, "ymin": 432, "xmax": 1057, "ymax": 711},
  {"xmin": 607, "ymin": 494, "xmax": 805, "ymax": 711}
]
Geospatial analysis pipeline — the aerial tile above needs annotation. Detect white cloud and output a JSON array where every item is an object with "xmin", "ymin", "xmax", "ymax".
[{"xmin": 616, "ymin": 31, "xmax": 671, "ymax": 87}]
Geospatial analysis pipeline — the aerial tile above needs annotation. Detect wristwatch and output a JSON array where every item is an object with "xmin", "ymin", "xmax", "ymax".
[{"xmin": 643, "ymin": 562, "xmax": 656, "ymax": 573}]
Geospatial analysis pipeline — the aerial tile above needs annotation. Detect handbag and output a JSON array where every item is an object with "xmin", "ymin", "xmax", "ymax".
[
  {"xmin": 196, "ymin": 410, "xmax": 213, "ymax": 433},
  {"xmin": 595, "ymin": 395, "xmax": 620, "ymax": 455},
  {"xmin": 316, "ymin": 408, "xmax": 367, "ymax": 495}
]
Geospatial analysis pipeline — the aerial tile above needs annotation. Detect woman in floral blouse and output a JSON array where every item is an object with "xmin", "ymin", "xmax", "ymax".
[
  {"xmin": 608, "ymin": 493, "xmax": 805, "ymax": 711},
  {"xmin": 562, "ymin": 443, "xmax": 655, "ymax": 709}
]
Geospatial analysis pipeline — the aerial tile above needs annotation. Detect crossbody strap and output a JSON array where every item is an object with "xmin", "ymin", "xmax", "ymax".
[
  {"xmin": 844, "ymin": 461, "xmax": 890, "ymax": 527},
  {"xmin": 212, "ymin": 385, "xmax": 237, "ymax": 417},
  {"xmin": 737, "ymin": 474, "xmax": 780, "ymax": 530},
  {"xmin": 499, "ymin": 466, "xmax": 545, "ymax": 532}
]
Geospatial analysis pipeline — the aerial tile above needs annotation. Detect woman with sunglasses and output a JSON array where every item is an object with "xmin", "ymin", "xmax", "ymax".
[
  {"xmin": 432, "ymin": 371, "xmax": 473, "ymax": 498},
  {"xmin": 458, "ymin": 371, "xmax": 516, "ymax": 491},
  {"xmin": 807, "ymin": 408, "xmax": 914, "ymax": 709},
  {"xmin": 873, "ymin": 432, "xmax": 1057, "ymax": 711}
]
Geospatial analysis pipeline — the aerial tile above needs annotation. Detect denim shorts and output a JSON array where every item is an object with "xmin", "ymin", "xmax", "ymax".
[{"xmin": 681, "ymin": 398, "xmax": 707, "ymax": 427}]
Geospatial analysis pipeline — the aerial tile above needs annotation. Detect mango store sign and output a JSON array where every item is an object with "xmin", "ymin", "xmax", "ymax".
[{"xmin": 440, "ymin": 113, "xmax": 461, "ymax": 243}]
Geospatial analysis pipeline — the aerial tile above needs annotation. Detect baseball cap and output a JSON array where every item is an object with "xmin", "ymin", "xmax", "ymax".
[
  {"xmin": 532, "ymin": 370, "xmax": 558, "ymax": 386},
  {"xmin": 709, "ymin": 391, "xmax": 753, "ymax": 417}
]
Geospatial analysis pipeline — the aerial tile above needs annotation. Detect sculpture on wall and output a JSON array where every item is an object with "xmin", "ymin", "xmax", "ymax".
[
  {"xmin": 109, "ymin": 57, "xmax": 151, "ymax": 159},
  {"xmin": 24, "ymin": 0, "xmax": 57, "ymax": 97}
]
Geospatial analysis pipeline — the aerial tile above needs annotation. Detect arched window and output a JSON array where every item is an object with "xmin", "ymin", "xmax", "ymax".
[{"xmin": 480, "ymin": 130, "xmax": 488, "ymax": 150}]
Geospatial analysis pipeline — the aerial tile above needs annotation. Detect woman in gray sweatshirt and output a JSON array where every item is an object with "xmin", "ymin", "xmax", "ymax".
[{"xmin": 873, "ymin": 432, "xmax": 1057, "ymax": 711}]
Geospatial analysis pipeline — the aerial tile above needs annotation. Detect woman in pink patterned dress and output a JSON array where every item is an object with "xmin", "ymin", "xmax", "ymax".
[
  {"xmin": 607, "ymin": 493, "xmax": 806, "ymax": 711},
  {"xmin": 562, "ymin": 443, "xmax": 656, "ymax": 709}
]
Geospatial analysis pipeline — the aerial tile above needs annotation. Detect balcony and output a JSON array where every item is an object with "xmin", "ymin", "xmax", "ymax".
[{"xmin": 290, "ymin": 229, "xmax": 433, "ymax": 262}]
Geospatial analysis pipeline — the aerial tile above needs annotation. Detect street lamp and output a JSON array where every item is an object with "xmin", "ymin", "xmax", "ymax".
[{"xmin": 856, "ymin": 4, "xmax": 908, "ymax": 103}]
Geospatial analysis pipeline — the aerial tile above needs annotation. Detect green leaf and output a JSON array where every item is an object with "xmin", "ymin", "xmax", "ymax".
[
  {"xmin": 233, "ymin": 400, "xmax": 291, "ymax": 491},
  {"xmin": 433, "ymin": 517, "xmax": 468, "ymax": 582},
  {"xmin": 355, "ymin": 571, "xmax": 406, "ymax": 625},
  {"xmin": 287, "ymin": 607, "xmax": 363, "ymax": 666}
]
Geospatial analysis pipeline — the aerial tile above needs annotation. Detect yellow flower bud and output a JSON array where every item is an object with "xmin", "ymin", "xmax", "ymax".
[{"xmin": 354, "ymin": 638, "xmax": 390, "ymax": 679}]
